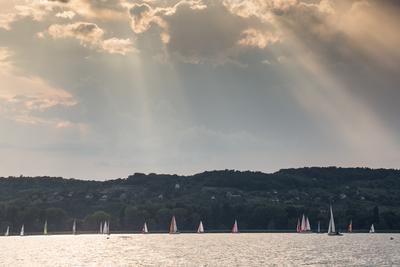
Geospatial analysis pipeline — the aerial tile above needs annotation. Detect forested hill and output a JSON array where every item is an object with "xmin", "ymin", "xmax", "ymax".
[{"xmin": 1, "ymin": 167, "xmax": 400, "ymax": 234}]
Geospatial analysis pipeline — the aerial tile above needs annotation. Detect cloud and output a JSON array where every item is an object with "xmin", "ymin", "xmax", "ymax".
[
  {"xmin": 47, "ymin": 22, "xmax": 135, "ymax": 55},
  {"xmin": 69, "ymin": 0, "xmax": 126, "ymax": 20},
  {"xmin": 55, "ymin": 11, "xmax": 76, "ymax": 19},
  {"xmin": 127, "ymin": 0, "xmax": 280, "ymax": 63},
  {"xmin": 49, "ymin": 0, "xmax": 70, "ymax": 3},
  {"xmin": 101, "ymin": 37, "xmax": 135, "ymax": 55},
  {"xmin": 0, "ymin": 13, "xmax": 16, "ymax": 30},
  {"xmin": 0, "ymin": 47, "xmax": 77, "ymax": 127},
  {"xmin": 128, "ymin": 3, "xmax": 156, "ymax": 34},
  {"xmin": 48, "ymin": 22, "xmax": 105, "ymax": 46},
  {"xmin": 238, "ymin": 28, "xmax": 280, "ymax": 49}
]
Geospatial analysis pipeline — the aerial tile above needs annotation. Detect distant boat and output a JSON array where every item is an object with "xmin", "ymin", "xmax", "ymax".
[
  {"xmin": 5, "ymin": 226, "xmax": 9, "ymax": 236},
  {"xmin": 197, "ymin": 221, "xmax": 204, "ymax": 233},
  {"xmin": 328, "ymin": 205, "xmax": 342, "ymax": 236},
  {"xmin": 72, "ymin": 219, "xmax": 76, "ymax": 235},
  {"xmin": 103, "ymin": 221, "xmax": 107, "ymax": 235},
  {"xmin": 44, "ymin": 220, "xmax": 48, "ymax": 235},
  {"xmin": 299, "ymin": 214, "xmax": 311, "ymax": 233},
  {"xmin": 100, "ymin": 222, "xmax": 103, "ymax": 234},
  {"xmin": 169, "ymin": 216, "xmax": 179, "ymax": 234},
  {"xmin": 232, "ymin": 220, "xmax": 239, "ymax": 233},
  {"xmin": 20, "ymin": 225, "xmax": 24, "ymax": 236},
  {"xmin": 103, "ymin": 221, "xmax": 110, "ymax": 235},
  {"xmin": 296, "ymin": 218, "xmax": 301, "ymax": 233},
  {"xmin": 142, "ymin": 222, "xmax": 148, "ymax": 234},
  {"xmin": 369, "ymin": 224, "xmax": 375, "ymax": 233},
  {"xmin": 306, "ymin": 216, "xmax": 311, "ymax": 232},
  {"xmin": 348, "ymin": 220, "xmax": 353, "ymax": 233}
]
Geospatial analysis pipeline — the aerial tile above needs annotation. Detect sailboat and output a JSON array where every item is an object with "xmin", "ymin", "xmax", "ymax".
[
  {"xmin": 197, "ymin": 221, "xmax": 204, "ymax": 233},
  {"xmin": 20, "ymin": 225, "xmax": 24, "ymax": 236},
  {"xmin": 103, "ymin": 221, "xmax": 107, "ymax": 235},
  {"xmin": 102, "ymin": 221, "xmax": 109, "ymax": 235},
  {"xmin": 169, "ymin": 216, "xmax": 179, "ymax": 234},
  {"xmin": 232, "ymin": 219, "xmax": 239, "ymax": 233},
  {"xmin": 300, "ymin": 215, "xmax": 306, "ymax": 232},
  {"xmin": 296, "ymin": 218, "xmax": 301, "ymax": 233},
  {"xmin": 142, "ymin": 222, "xmax": 149, "ymax": 234},
  {"xmin": 369, "ymin": 224, "xmax": 375, "ymax": 233},
  {"xmin": 299, "ymin": 214, "xmax": 311, "ymax": 233},
  {"xmin": 306, "ymin": 217, "xmax": 311, "ymax": 232},
  {"xmin": 72, "ymin": 219, "xmax": 76, "ymax": 235},
  {"xmin": 327, "ymin": 205, "xmax": 342, "ymax": 236},
  {"xmin": 5, "ymin": 226, "xmax": 9, "ymax": 236},
  {"xmin": 100, "ymin": 222, "xmax": 103, "ymax": 234},
  {"xmin": 348, "ymin": 220, "xmax": 353, "ymax": 233},
  {"xmin": 44, "ymin": 220, "xmax": 48, "ymax": 235}
]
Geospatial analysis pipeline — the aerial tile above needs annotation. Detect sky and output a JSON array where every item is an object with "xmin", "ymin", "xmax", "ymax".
[{"xmin": 0, "ymin": 0, "xmax": 399, "ymax": 180}]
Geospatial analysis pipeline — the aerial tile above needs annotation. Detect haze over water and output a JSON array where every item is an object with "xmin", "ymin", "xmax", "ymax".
[{"xmin": 0, "ymin": 233, "xmax": 399, "ymax": 266}]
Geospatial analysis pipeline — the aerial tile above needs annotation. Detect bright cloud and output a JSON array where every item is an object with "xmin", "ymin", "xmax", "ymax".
[{"xmin": 47, "ymin": 22, "xmax": 135, "ymax": 55}]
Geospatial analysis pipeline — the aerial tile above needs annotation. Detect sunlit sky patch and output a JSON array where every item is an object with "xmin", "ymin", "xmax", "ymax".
[{"xmin": 0, "ymin": 0, "xmax": 399, "ymax": 179}]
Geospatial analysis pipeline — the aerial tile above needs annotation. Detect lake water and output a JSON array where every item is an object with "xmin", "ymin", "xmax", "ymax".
[{"xmin": 0, "ymin": 233, "xmax": 399, "ymax": 266}]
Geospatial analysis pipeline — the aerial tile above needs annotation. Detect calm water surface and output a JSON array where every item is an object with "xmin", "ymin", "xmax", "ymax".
[{"xmin": 0, "ymin": 233, "xmax": 399, "ymax": 266}]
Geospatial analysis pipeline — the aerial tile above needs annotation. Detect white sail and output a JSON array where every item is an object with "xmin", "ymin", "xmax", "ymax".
[
  {"xmin": 232, "ymin": 220, "xmax": 239, "ymax": 233},
  {"xmin": 20, "ymin": 225, "xmax": 24, "ymax": 236},
  {"xmin": 5, "ymin": 226, "xmax": 9, "ymax": 236},
  {"xmin": 169, "ymin": 216, "xmax": 178, "ymax": 234},
  {"xmin": 100, "ymin": 222, "xmax": 103, "ymax": 234},
  {"xmin": 107, "ymin": 221, "xmax": 110, "ymax": 235},
  {"xmin": 143, "ymin": 222, "xmax": 148, "ymax": 233},
  {"xmin": 72, "ymin": 220, "xmax": 76, "ymax": 235},
  {"xmin": 103, "ymin": 221, "xmax": 108, "ymax": 235},
  {"xmin": 328, "ymin": 219, "xmax": 331, "ymax": 234},
  {"xmin": 328, "ymin": 205, "xmax": 336, "ymax": 234},
  {"xmin": 306, "ymin": 217, "xmax": 311, "ymax": 231},
  {"xmin": 370, "ymin": 224, "xmax": 375, "ymax": 233},
  {"xmin": 317, "ymin": 221, "xmax": 321, "ymax": 233},
  {"xmin": 301, "ymin": 214, "xmax": 306, "ymax": 232},
  {"xmin": 197, "ymin": 221, "xmax": 204, "ymax": 233},
  {"xmin": 44, "ymin": 220, "xmax": 48, "ymax": 235}
]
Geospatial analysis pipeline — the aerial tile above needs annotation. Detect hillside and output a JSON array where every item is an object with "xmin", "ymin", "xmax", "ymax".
[{"xmin": 0, "ymin": 167, "xmax": 400, "ymax": 233}]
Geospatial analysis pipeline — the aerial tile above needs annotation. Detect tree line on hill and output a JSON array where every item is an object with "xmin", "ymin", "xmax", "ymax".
[{"xmin": 0, "ymin": 167, "xmax": 399, "ymax": 233}]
